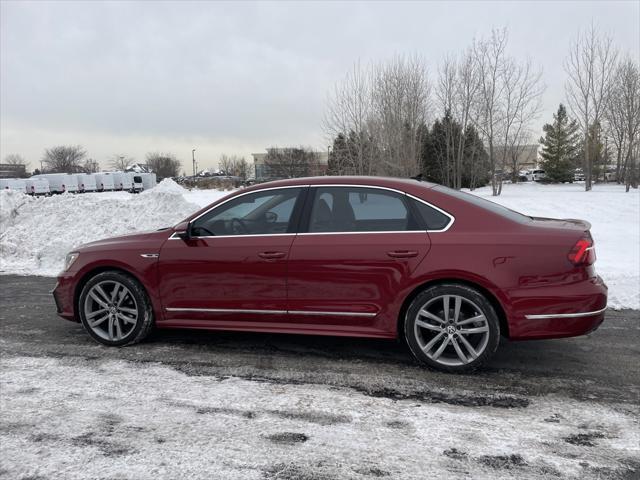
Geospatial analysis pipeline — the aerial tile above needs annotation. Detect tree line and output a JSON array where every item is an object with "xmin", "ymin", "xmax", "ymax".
[
  {"xmin": 4, "ymin": 146, "xmax": 183, "ymax": 180},
  {"xmin": 325, "ymin": 26, "xmax": 639, "ymax": 194}
]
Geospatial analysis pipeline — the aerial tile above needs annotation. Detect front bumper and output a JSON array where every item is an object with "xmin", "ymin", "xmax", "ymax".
[{"xmin": 52, "ymin": 273, "xmax": 78, "ymax": 322}]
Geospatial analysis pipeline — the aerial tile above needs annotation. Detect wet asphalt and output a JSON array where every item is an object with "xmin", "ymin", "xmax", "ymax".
[{"xmin": 0, "ymin": 274, "xmax": 638, "ymax": 409}]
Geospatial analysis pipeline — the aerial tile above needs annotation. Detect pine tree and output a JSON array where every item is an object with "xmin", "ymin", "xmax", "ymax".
[
  {"xmin": 327, "ymin": 133, "xmax": 349, "ymax": 175},
  {"xmin": 539, "ymin": 104, "xmax": 581, "ymax": 183}
]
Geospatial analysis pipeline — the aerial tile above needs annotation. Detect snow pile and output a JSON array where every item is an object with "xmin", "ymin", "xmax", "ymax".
[
  {"xmin": 144, "ymin": 178, "xmax": 188, "ymax": 196},
  {"xmin": 0, "ymin": 188, "xmax": 200, "ymax": 276},
  {"xmin": 1, "ymin": 355, "xmax": 638, "ymax": 479},
  {"xmin": 468, "ymin": 183, "xmax": 640, "ymax": 310}
]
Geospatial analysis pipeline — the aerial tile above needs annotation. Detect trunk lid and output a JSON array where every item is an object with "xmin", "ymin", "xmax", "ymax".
[{"xmin": 530, "ymin": 216, "xmax": 591, "ymax": 231}]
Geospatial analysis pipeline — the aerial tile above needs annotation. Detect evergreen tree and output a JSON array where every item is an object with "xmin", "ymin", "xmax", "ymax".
[
  {"xmin": 421, "ymin": 115, "xmax": 489, "ymax": 189},
  {"xmin": 327, "ymin": 133, "xmax": 349, "ymax": 175},
  {"xmin": 539, "ymin": 104, "xmax": 581, "ymax": 182}
]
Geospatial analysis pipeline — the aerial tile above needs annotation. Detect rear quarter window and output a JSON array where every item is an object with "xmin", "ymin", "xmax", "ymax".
[
  {"xmin": 411, "ymin": 199, "xmax": 452, "ymax": 231},
  {"xmin": 434, "ymin": 186, "xmax": 532, "ymax": 224}
]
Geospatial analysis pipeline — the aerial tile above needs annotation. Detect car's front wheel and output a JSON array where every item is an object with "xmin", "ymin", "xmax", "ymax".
[
  {"xmin": 404, "ymin": 284, "xmax": 500, "ymax": 373},
  {"xmin": 78, "ymin": 271, "xmax": 154, "ymax": 346}
]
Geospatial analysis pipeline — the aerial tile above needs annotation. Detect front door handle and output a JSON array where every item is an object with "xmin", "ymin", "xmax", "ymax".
[
  {"xmin": 258, "ymin": 251, "xmax": 286, "ymax": 260},
  {"xmin": 387, "ymin": 250, "xmax": 419, "ymax": 258}
]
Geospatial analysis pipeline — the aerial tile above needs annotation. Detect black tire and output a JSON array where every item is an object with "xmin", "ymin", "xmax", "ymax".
[
  {"xmin": 78, "ymin": 271, "xmax": 154, "ymax": 347},
  {"xmin": 403, "ymin": 283, "xmax": 500, "ymax": 373}
]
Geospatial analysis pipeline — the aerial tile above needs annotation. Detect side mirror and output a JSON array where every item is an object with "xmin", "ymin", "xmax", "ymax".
[{"xmin": 173, "ymin": 221, "xmax": 191, "ymax": 240}]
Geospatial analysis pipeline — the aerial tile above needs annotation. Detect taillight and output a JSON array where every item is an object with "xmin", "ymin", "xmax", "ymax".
[
  {"xmin": 62, "ymin": 184, "xmax": 65, "ymax": 191},
  {"xmin": 31, "ymin": 186, "xmax": 35, "ymax": 191},
  {"xmin": 568, "ymin": 233, "xmax": 596, "ymax": 266}
]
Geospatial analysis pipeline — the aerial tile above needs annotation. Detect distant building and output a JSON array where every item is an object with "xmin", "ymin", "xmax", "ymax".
[
  {"xmin": 252, "ymin": 148, "xmax": 329, "ymax": 179},
  {"xmin": 0, "ymin": 163, "xmax": 27, "ymax": 178},
  {"xmin": 494, "ymin": 144, "xmax": 540, "ymax": 174}
]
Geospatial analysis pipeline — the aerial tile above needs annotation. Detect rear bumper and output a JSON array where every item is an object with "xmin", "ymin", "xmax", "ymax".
[{"xmin": 508, "ymin": 275, "xmax": 607, "ymax": 340}]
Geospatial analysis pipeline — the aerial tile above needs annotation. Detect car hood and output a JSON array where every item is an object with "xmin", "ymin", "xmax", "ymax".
[{"xmin": 76, "ymin": 228, "xmax": 173, "ymax": 252}]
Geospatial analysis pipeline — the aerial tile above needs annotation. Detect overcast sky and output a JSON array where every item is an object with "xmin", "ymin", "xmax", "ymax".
[{"xmin": 1, "ymin": 1, "xmax": 639, "ymax": 171}]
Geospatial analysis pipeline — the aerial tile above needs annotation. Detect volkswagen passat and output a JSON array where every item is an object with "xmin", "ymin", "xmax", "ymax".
[{"xmin": 53, "ymin": 177, "xmax": 607, "ymax": 372}]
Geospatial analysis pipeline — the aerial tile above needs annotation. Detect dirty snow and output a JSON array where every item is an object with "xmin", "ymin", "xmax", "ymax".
[
  {"xmin": 0, "ymin": 180, "xmax": 638, "ymax": 308},
  {"xmin": 467, "ymin": 183, "xmax": 640, "ymax": 310},
  {"xmin": 0, "ymin": 355, "xmax": 637, "ymax": 480}
]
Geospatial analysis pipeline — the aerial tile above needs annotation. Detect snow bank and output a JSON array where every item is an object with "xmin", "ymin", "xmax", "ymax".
[
  {"xmin": 468, "ymin": 183, "xmax": 639, "ymax": 310},
  {"xmin": 0, "ymin": 186, "xmax": 200, "ymax": 276}
]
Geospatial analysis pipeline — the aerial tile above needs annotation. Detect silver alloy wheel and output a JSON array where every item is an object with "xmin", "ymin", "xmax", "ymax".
[
  {"xmin": 83, "ymin": 280, "xmax": 139, "ymax": 342},
  {"xmin": 413, "ymin": 294, "xmax": 490, "ymax": 367}
]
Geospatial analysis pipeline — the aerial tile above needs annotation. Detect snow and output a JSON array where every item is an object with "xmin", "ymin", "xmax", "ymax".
[
  {"xmin": 0, "ymin": 180, "xmax": 222, "ymax": 276},
  {"xmin": 0, "ymin": 355, "xmax": 637, "ymax": 479},
  {"xmin": 467, "ymin": 182, "xmax": 639, "ymax": 310},
  {"xmin": 0, "ymin": 180, "xmax": 637, "ymax": 309}
]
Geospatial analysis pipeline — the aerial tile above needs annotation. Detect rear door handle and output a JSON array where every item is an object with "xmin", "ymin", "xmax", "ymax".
[
  {"xmin": 258, "ymin": 251, "xmax": 286, "ymax": 260},
  {"xmin": 387, "ymin": 250, "xmax": 419, "ymax": 258}
]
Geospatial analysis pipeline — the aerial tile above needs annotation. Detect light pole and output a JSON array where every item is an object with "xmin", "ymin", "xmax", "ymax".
[{"xmin": 192, "ymin": 149, "xmax": 196, "ymax": 177}]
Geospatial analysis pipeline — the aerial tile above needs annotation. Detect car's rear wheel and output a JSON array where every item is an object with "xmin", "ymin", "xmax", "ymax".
[
  {"xmin": 79, "ymin": 271, "xmax": 154, "ymax": 346},
  {"xmin": 404, "ymin": 284, "xmax": 500, "ymax": 373}
]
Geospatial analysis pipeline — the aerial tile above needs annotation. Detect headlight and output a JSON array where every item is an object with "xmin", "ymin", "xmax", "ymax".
[{"xmin": 64, "ymin": 252, "xmax": 79, "ymax": 271}]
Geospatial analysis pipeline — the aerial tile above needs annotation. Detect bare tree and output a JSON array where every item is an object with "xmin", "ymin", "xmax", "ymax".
[
  {"xmin": 3, "ymin": 153, "xmax": 27, "ymax": 167},
  {"xmin": 323, "ymin": 61, "xmax": 376, "ymax": 175},
  {"xmin": 83, "ymin": 158, "xmax": 100, "ymax": 173},
  {"xmin": 264, "ymin": 147, "xmax": 320, "ymax": 178},
  {"xmin": 565, "ymin": 24, "xmax": 618, "ymax": 191},
  {"xmin": 472, "ymin": 28, "xmax": 544, "ymax": 195},
  {"xmin": 436, "ymin": 49, "xmax": 481, "ymax": 189},
  {"xmin": 371, "ymin": 54, "xmax": 431, "ymax": 176},
  {"xmin": 110, "ymin": 154, "xmax": 133, "ymax": 171},
  {"xmin": 496, "ymin": 57, "xmax": 544, "ymax": 192},
  {"xmin": 218, "ymin": 154, "xmax": 249, "ymax": 179},
  {"xmin": 145, "ymin": 152, "xmax": 181, "ymax": 179},
  {"xmin": 473, "ymin": 28, "xmax": 509, "ymax": 196},
  {"xmin": 606, "ymin": 57, "xmax": 640, "ymax": 191},
  {"xmin": 42, "ymin": 145, "xmax": 86, "ymax": 173}
]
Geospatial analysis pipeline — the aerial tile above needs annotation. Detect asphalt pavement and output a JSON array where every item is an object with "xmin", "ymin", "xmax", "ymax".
[{"xmin": 1, "ymin": 274, "xmax": 638, "ymax": 407}]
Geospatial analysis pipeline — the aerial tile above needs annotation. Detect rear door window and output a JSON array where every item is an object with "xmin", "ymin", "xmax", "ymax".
[{"xmin": 308, "ymin": 187, "xmax": 418, "ymax": 233}]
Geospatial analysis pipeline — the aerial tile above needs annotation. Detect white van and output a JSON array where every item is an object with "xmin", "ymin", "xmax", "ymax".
[
  {"xmin": 0, "ymin": 178, "xmax": 27, "ymax": 193},
  {"xmin": 108, "ymin": 172, "xmax": 125, "ymax": 191},
  {"xmin": 76, "ymin": 173, "xmax": 97, "ymax": 193},
  {"xmin": 31, "ymin": 173, "xmax": 79, "ymax": 193},
  {"xmin": 94, "ymin": 173, "xmax": 116, "ymax": 192},
  {"xmin": 139, "ymin": 172, "xmax": 157, "ymax": 191},
  {"xmin": 120, "ymin": 172, "xmax": 144, "ymax": 192},
  {"xmin": 25, "ymin": 178, "xmax": 50, "ymax": 195}
]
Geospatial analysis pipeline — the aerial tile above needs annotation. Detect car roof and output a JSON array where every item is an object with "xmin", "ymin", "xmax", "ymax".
[{"xmin": 246, "ymin": 176, "xmax": 438, "ymax": 191}]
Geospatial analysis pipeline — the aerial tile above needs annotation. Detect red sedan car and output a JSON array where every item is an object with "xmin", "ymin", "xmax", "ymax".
[{"xmin": 53, "ymin": 176, "xmax": 607, "ymax": 372}]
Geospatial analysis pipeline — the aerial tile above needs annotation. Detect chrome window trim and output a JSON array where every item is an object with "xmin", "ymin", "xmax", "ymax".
[
  {"xmin": 170, "ymin": 182, "xmax": 455, "ymax": 240},
  {"xmin": 524, "ymin": 306, "xmax": 607, "ymax": 320},
  {"xmin": 165, "ymin": 307, "xmax": 377, "ymax": 317},
  {"xmin": 168, "ymin": 232, "xmax": 295, "ymax": 240}
]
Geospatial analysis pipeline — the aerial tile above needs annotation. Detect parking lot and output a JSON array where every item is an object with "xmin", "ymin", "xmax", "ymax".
[{"xmin": 1, "ymin": 275, "xmax": 638, "ymax": 479}]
